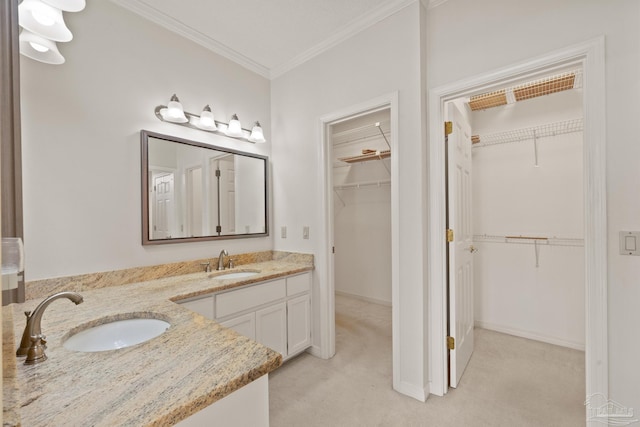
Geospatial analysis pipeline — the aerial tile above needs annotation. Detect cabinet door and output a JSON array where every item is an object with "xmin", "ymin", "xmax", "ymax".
[
  {"xmin": 220, "ymin": 312, "xmax": 256, "ymax": 341},
  {"xmin": 255, "ymin": 302, "xmax": 287, "ymax": 356},
  {"xmin": 287, "ymin": 294, "xmax": 311, "ymax": 356},
  {"xmin": 180, "ymin": 296, "xmax": 214, "ymax": 320}
]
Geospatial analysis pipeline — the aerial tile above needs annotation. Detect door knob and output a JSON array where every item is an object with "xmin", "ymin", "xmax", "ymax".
[{"xmin": 468, "ymin": 245, "xmax": 478, "ymax": 253}]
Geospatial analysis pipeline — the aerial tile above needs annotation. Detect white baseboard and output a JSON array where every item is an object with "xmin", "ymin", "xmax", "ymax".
[
  {"xmin": 475, "ymin": 321, "xmax": 585, "ymax": 351},
  {"xmin": 307, "ymin": 345, "xmax": 328, "ymax": 359},
  {"xmin": 335, "ymin": 290, "xmax": 392, "ymax": 307},
  {"xmin": 394, "ymin": 380, "xmax": 429, "ymax": 402}
]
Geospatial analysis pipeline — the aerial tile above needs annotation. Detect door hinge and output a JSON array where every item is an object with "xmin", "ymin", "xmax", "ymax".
[
  {"xmin": 445, "ymin": 121, "xmax": 453, "ymax": 136},
  {"xmin": 447, "ymin": 229, "xmax": 454, "ymax": 242},
  {"xmin": 215, "ymin": 169, "xmax": 221, "ymax": 177},
  {"xmin": 332, "ymin": 246, "xmax": 335, "ymax": 254},
  {"xmin": 447, "ymin": 336, "xmax": 455, "ymax": 350}
]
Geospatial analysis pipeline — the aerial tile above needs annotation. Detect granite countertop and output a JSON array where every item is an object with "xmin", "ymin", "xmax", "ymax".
[{"xmin": 3, "ymin": 255, "xmax": 313, "ymax": 426}]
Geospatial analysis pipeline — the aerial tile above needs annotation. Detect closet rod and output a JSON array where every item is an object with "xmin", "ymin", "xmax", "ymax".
[
  {"xmin": 472, "ymin": 117, "xmax": 583, "ymax": 148},
  {"xmin": 474, "ymin": 234, "xmax": 584, "ymax": 247}
]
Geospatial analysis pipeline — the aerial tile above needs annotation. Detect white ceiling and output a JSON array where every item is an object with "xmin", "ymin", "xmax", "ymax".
[{"xmin": 111, "ymin": 0, "xmax": 446, "ymax": 79}]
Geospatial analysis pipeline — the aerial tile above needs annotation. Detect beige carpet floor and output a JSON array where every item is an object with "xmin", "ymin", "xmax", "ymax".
[{"xmin": 269, "ymin": 294, "xmax": 585, "ymax": 426}]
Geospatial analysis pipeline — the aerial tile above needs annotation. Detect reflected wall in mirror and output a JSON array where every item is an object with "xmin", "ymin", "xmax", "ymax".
[{"xmin": 141, "ymin": 130, "xmax": 268, "ymax": 244}]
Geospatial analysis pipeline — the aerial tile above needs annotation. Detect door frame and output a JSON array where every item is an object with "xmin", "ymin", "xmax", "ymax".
[
  {"xmin": 427, "ymin": 37, "xmax": 607, "ymax": 403},
  {"xmin": 318, "ymin": 92, "xmax": 400, "ymax": 388}
]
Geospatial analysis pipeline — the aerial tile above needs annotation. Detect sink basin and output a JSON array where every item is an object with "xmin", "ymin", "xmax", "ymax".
[
  {"xmin": 213, "ymin": 271, "xmax": 259, "ymax": 280},
  {"xmin": 63, "ymin": 318, "xmax": 170, "ymax": 352}
]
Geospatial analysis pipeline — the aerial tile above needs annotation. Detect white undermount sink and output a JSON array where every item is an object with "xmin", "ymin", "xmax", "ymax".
[
  {"xmin": 213, "ymin": 271, "xmax": 259, "ymax": 280},
  {"xmin": 63, "ymin": 317, "xmax": 170, "ymax": 352}
]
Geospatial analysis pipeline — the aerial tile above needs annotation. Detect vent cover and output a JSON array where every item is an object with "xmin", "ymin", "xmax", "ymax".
[{"xmin": 468, "ymin": 70, "xmax": 581, "ymax": 111}]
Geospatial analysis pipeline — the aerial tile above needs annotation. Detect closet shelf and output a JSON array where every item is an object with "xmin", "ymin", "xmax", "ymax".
[
  {"xmin": 474, "ymin": 234, "xmax": 584, "ymax": 247},
  {"xmin": 338, "ymin": 149, "xmax": 390, "ymax": 164},
  {"xmin": 334, "ymin": 179, "xmax": 391, "ymax": 190},
  {"xmin": 472, "ymin": 118, "xmax": 583, "ymax": 148}
]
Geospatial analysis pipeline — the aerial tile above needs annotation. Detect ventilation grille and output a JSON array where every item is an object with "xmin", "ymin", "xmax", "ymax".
[
  {"xmin": 468, "ymin": 90, "xmax": 507, "ymax": 111},
  {"xmin": 468, "ymin": 70, "xmax": 582, "ymax": 111},
  {"xmin": 513, "ymin": 72, "xmax": 576, "ymax": 102}
]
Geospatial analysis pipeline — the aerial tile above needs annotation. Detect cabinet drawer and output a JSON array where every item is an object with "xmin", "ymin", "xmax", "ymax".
[
  {"xmin": 216, "ymin": 279, "xmax": 286, "ymax": 319},
  {"xmin": 286, "ymin": 273, "xmax": 311, "ymax": 296}
]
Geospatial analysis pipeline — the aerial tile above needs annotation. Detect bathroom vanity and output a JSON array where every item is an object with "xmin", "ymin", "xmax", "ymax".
[
  {"xmin": 3, "ymin": 254, "xmax": 313, "ymax": 426},
  {"xmin": 179, "ymin": 271, "xmax": 312, "ymax": 361}
]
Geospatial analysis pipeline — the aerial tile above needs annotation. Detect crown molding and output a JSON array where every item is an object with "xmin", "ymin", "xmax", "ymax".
[
  {"xmin": 110, "ymin": 0, "xmax": 271, "ymax": 79},
  {"xmin": 270, "ymin": 0, "xmax": 416, "ymax": 79}
]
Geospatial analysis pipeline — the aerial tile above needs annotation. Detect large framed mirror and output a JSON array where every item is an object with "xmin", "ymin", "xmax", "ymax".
[{"xmin": 141, "ymin": 130, "xmax": 268, "ymax": 245}]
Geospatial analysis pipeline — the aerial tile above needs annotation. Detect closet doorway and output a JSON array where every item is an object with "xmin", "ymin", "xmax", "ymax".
[
  {"xmin": 319, "ymin": 93, "xmax": 399, "ymax": 392},
  {"xmin": 332, "ymin": 108, "xmax": 392, "ymax": 306},
  {"xmin": 446, "ymin": 67, "xmax": 586, "ymax": 389},
  {"xmin": 428, "ymin": 38, "xmax": 607, "ymax": 401}
]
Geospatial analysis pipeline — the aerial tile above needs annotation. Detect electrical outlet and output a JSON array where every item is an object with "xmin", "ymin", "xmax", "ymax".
[
  {"xmin": 303, "ymin": 226, "xmax": 310, "ymax": 239},
  {"xmin": 281, "ymin": 226, "xmax": 287, "ymax": 239}
]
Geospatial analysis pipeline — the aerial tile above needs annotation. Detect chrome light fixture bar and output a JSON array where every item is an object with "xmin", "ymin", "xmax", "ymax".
[{"xmin": 154, "ymin": 95, "xmax": 266, "ymax": 143}]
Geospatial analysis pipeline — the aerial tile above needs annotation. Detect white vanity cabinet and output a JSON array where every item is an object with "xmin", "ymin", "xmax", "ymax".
[{"xmin": 178, "ymin": 271, "xmax": 312, "ymax": 360}]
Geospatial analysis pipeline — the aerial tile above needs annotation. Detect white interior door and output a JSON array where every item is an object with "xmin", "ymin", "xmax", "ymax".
[
  {"xmin": 447, "ymin": 102, "xmax": 474, "ymax": 388},
  {"xmin": 152, "ymin": 172, "xmax": 174, "ymax": 239}
]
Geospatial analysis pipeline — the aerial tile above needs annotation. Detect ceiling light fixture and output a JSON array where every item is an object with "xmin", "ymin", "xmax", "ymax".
[{"xmin": 154, "ymin": 96, "xmax": 266, "ymax": 143}]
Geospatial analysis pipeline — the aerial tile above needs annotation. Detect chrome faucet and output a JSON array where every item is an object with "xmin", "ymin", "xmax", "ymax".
[
  {"xmin": 16, "ymin": 291, "xmax": 84, "ymax": 365},
  {"xmin": 217, "ymin": 249, "xmax": 228, "ymax": 270}
]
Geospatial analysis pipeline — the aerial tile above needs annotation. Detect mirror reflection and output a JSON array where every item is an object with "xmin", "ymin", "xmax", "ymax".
[{"xmin": 141, "ymin": 131, "xmax": 268, "ymax": 244}]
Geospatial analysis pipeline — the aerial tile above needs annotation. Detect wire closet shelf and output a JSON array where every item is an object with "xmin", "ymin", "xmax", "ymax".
[{"xmin": 472, "ymin": 117, "xmax": 583, "ymax": 149}]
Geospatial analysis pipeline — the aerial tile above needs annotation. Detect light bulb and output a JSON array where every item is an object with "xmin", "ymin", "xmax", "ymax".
[
  {"xmin": 19, "ymin": 30, "xmax": 65, "ymax": 64},
  {"xmin": 29, "ymin": 41, "xmax": 50, "ymax": 52},
  {"xmin": 197, "ymin": 105, "xmax": 217, "ymax": 130},
  {"xmin": 225, "ymin": 114, "xmax": 244, "ymax": 138},
  {"xmin": 248, "ymin": 121, "xmax": 266, "ymax": 143},
  {"xmin": 164, "ymin": 94, "xmax": 187, "ymax": 123}
]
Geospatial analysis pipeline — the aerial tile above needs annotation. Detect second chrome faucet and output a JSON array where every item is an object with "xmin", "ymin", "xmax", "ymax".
[{"xmin": 217, "ymin": 249, "xmax": 228, "ymax": 270}]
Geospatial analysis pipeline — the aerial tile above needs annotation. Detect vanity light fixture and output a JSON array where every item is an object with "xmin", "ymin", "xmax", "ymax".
[
  {"xmin": 41, "ymin": 0, "xmax": 86, "ymax": 13},
  {"xmin": 249, "ymin": 121, "xmax": 266, "ymax": 143},
  {"xmin": 19, "ymin": 29, "xmax": 65, "ymax": 64},
  {"xmin": 154, "ymin": 96, "xmax": 267, "ymax": 143},
  {"xmin": 161, "ymin": 94, "xmax": 188, "ymax": 123},
  {"xmin": 18, "ymin": 0, "xmax": 86, "ymax": 65},
  {"xmin": 196, "ymin": 105, "xmax": 217, "ymax": 131},
  {"xmin": 225, "ymin": 114, "xmax": 244, "ymax": 138},
  {"xmin": 19, "ymin": 0, "xmax": 73, "ymax": 42}
]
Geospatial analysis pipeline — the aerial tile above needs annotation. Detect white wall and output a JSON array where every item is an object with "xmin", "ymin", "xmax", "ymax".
[
  {"xmin": 20, "ymin": 1, "xmax": 272, "ymax": 281},
  {"xmin": 272, "ymin": 2, "xmax": 429, "ymax": 398},
  {"xmin": 427, "ymin": 0, "xmax": 640, "ymax": 412},
  {"xmin": 470, "ymin": 90, "xmax": 585, "ymax": 349}
]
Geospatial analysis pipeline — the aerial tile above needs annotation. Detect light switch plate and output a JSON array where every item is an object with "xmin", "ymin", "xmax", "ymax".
[
  {"xmin": 281, "ymin": 226, "xmax": 287, "ymax": 239},
  {"xmin": 619, "ymin": 231, "xmax": 640, "ymax": 255},
  {"xmin": 303, "ymin": 226, "xmax": 310, "ymax": 240}
]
